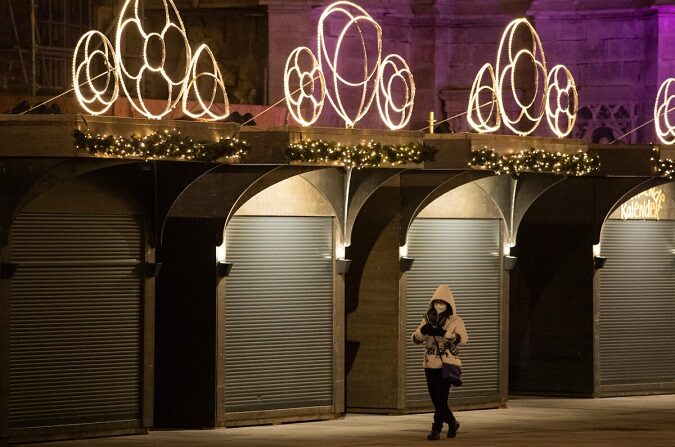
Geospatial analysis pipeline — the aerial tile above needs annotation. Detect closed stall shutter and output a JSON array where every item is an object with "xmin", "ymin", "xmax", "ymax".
[
  {"xmin": 405, "ymin": 219, "xmax": 501, "ymax": 405},
  {"xmin": 9, "ymin": 213, "xmax": 143, "ymax": 429},
  {"xmin": 599, "ymin": 220, "xmax": 675, "ymax": 389},
  {"xmin": 224, "ymin": 216, "xmax": 334, "ymax": 412}
]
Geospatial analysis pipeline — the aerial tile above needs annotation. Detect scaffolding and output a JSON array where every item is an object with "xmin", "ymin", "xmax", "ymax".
[{"xmin": 2, "ymin": 0, "xmax": 94, "ymax": 94}]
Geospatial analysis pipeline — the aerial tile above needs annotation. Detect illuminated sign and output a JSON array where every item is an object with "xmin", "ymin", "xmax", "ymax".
[{"xmin": 620, "ymin": 187, "xmax": 668, "ymax": 220}]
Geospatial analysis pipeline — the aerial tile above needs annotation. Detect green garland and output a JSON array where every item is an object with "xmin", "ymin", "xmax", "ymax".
[
  {"xmin": 73, "ymin": 128, "xmax": 250, "ymax": 162},
  {"xmin": 285, "ymin": 139, "xmax": 437, "ymax": 169},
  {"xmin": 470, "ymin": 147, "xmax": 601, "ymax": 176},
  {"xmin": 658, "ymin": 158, "xmax": 674, "ymax": 179}
]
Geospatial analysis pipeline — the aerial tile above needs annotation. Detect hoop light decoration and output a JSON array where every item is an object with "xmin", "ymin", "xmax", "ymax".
[
  {"xmin": 72, "ymin": 30, "xmax": 119, "ymax": 115},
  {"xmin": 654, "ymin": 78, "xmax": 675, "ymax": 145},
  {"xmin": 284, "ymin": 46, "xmax": 326, "ymax": 126},
  {"xmin": 546, "ymin": 65, "xmax": 578, "ymax": 137},
  {"xmin": 73, "ymin": 0, "xmax": 229, "ymax": 121},
  {"xmin": 467, "ymin": 18, "xmax": 578, "ymax": 138},
  {"xmin": 283, "ymin": 1, "xmax": 415, "ymax": 130}
]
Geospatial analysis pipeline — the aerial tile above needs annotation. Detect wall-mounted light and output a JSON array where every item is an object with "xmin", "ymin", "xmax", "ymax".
[
  {"xmin": 401, "ymin": 256, "xmax": 415, "ymax": 273},
  {"xmin": 503, "ymin": 255, "xmax": 517, "ymax": 270},
  {"xmin": 593, "ymin": 256, "xmax": 607, "ymax": 270},
  {"xmin": 336, "ymin": 258, "xmax": 351, "ymax": 275},
  {"xmin": 144, "ymin": 261, "xmax": 163, "ymax": 278},
  {"xmin": 217, "ymin": 260, "xmax": 234, "ymax": 278},
  {"xmin": 0, "ymin": 262, "xmax": 18, "ymax": 279}
]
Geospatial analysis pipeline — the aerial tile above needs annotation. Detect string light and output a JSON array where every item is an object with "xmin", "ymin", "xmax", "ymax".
[
  {"xmin": 317, "ymin": 1, "xmax": 382, "ymax": 128},
  {"xmin": 546, "ymin": 65, "xmax": 578, "ymax": 138},
  {"xmin": 496, "ymin": 20, "xmax": 547, "ymax": 136},
  {"xmin": 654, "ymin": 78, "xmax": 675, "ymax": 145},
  {"xmin": 658, "ymin": 159, "xmax": 674, "ymax": 179},
  {"xmin": 470, "ymin": 147, "xmax": 600, "ymax": 176},
  {"xmin": 115, "ymin": 0, "xmax": 191, "ymax": 119},
  {"xmin": 284, "ymin": 1, "xmax": 415, "ymax": 130},
  {"xmin": 182, "ymin": 44, "xmax": 230, "ymax": 121},
  {"xmin": 73, "ymin": 0, "xmax": 230, "ymax": 121},
  {"xmin": 72, "ymin": 31, "xmax": 119, "ymax": 115},
  {"xmin": 467, "ymin": 18, "xmax": 578, "ymax": 138},
  {"xmin": 73, "ymin": 128, "xmax": 250, "ymax": 161},
  {"xmin": 285, "ymin": 139, "xmax": 436, "ymax": 169},
  {"xmin": 467, "ymin": 63, "xmax": 500, "ymax": 133},
  {"xmin": 284, "ymin": 46, "xmax": 326, "ymax": 126},
  {"xmin": 376, "ymin": 54, "xmax": 415, "ymax": 130}
]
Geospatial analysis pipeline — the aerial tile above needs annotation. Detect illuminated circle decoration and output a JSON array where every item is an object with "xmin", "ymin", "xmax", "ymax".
[
  {"xmin": 655, "ymin": 78, "xmax": 675, "ymax": 145},
  {"xmin": 284, "ymin": 46, "xmax": 326, "ymax": 126},
  {"xmin": 72, "ymin": 30, "xmax": 119, "ymax": 115},
  {"xmin": 495, "ymin": 18, "xmax": 548, "ymax": 136},
  {"xmin": 283, "ymin": 1, "xmax": 415, "ymax": 130},
  {"xmin": 182, "ymin": 44, "xmax": 230, "ymax": 121},
  {"xmin": 376, "ymin": 54, "xmax": 415, "ymax": 130},
  {"xmin": 73, "ymin": 0, "xmax": 230, "ymax": 121},
  {"xmin": 546, "ymin": 65, "xmax": 578, "ymax": 138},
  {"xmin": 115, "ymin": 0, "xmax": 191, "ymax": 119},
  {"xmin": 467, "ymin": 18, "xmax": 578, "ymax": 138},
  {"xmin": 467, "ymin": 63, "xmax": 500, "ymax": 133},
  {"xmin": 317, "ymin": 1, "xmax": 382, "ymax": 128}
]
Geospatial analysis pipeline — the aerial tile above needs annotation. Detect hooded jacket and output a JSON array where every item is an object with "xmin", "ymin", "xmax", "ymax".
[{"xmin": 411, "ymin": 284, "xmax": 469, "ymax": 368}]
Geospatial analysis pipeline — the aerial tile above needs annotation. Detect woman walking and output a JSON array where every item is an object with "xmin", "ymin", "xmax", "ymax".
[{"xmin": 411, "ymin": 284, "xmax": 468, "ymax": 440}]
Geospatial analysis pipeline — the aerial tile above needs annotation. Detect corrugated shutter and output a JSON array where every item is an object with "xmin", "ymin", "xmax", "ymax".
[
  {"xmin": 224, "ymin": 216, "xmax": 334, "ymax": 412},
  {"xmin": 405, "ymin": 219, "xmax": 501, "ymax": 404},
  {"xmin": 599, "ymin": 219, "xmax": 675, "ymax": 386},
  {"xmin": 9, "ymin": 213, "xmax": 142, "ymax": 428}
]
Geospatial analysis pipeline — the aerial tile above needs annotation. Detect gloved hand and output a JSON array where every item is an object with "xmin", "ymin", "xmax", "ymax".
[
  {"xmin": 430, "ymin": 326, "xmax": 447, "ymax": 337},
  {"xmin": 452, "ymin": 333, "xmax": 461, "ymax": 344},
  {"xmin": 420, "ymin": 323, "xmax": 434, "ymax": 335}
]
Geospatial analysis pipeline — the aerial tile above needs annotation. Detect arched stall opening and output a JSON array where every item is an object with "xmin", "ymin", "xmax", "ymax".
[
  {"xmin": 2, "ymin": 166, "xmax": 152, "ymax": 445},
  {"xmin": 154, "ymin": 169, "xmax": 345, "ymax": 428},
  {"xmin": 218, "ymin": 174, "xmax": 344, "ymax": 426},
  {"xmin": 404, "ymin": 182, "xmax": 507, "ymax": 410},
  {"xmin": 595, "ymin": 182, "xmax": 675, "ymax": 396},
  {"xmin": 345, "ymin": 174, "xmax": 507, "ymax": 414}
]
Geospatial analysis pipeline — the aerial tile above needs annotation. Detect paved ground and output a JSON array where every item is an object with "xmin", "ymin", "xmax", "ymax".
[{"xmin": 25, "ymin": 395, "xmax": 675, "ymax": 447}]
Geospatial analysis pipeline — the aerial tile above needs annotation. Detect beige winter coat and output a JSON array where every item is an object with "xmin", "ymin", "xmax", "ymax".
[{"xmin": 411, "ymin": 284, "xmax": 469, "ymax": 369}]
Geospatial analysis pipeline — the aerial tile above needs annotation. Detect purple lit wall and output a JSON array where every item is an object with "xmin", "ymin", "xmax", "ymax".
[{"xmin": 265, "ymin": 0, "xmax": 675, "ymax": 142}]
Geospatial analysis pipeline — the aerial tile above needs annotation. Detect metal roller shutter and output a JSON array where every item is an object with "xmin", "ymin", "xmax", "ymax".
[
  {"xmin": 9, "ymin": 213, "xmax": 142, "ymax": 428},
  {"xmin": 599, "ymin": 220, "xmax": 675, "ymax": 387},
  {"xmin": 405, "ymin": 219, "xmax": 501, "ymax": 404},
  {"xmin": 224, "ymin": 216, "xmax": 334, "ymax": 412}
]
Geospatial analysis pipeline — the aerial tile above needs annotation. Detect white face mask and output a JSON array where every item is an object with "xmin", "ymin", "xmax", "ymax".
[{"xmin": 433, "ymin": 301, "xmax": 448, "ymax": 315}]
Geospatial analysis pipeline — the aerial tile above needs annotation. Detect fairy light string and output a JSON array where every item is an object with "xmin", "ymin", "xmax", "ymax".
[
  {"xmin": 470, "ymin": 147, "xmax": 600, "ymax": 176},
  {"xmin": 73, "ymin": 128, "xmax": 250, "ymax": 161},
  {"xmin": 285, "ymin": 139, "xmax": 437, "ymax": 169}
]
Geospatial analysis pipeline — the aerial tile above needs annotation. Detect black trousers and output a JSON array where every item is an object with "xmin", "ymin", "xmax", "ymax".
[{"xmin": 425, "ymin": 368, "xmax": 456, "ymax": 430}]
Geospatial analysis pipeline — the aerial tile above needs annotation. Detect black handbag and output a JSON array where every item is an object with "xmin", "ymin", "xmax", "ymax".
[
  {"xmin": 432, "ymin": 334, "xmax": 463, "ymax": 387},
  {"xmin": 442, "ymin": 363, "xmax": 463, "ymax": 387}
]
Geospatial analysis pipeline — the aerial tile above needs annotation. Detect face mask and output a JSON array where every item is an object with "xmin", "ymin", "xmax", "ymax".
[{"xmin": 433, "ymin": 301, "xmax": 448, "ymax": 315}]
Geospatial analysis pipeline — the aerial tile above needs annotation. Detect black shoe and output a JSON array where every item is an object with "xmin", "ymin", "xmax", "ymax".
[
  {"xmin": 427, "ymin": 427, "xmax": 442, "ymax": 440},
  {"xmin": 447, "ymin": 419, "xmax": 460, "ymax": 438}
]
